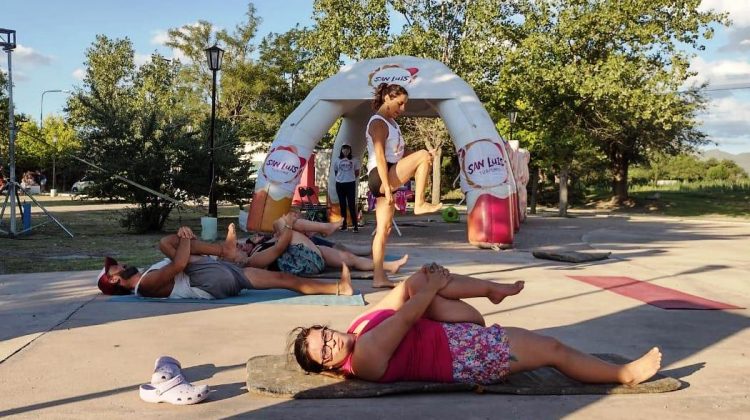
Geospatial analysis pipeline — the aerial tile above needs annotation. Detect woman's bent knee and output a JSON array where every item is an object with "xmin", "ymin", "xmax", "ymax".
[{"xmin": 405, "ymin": 271, "xmax": 428, "ymax": 296}]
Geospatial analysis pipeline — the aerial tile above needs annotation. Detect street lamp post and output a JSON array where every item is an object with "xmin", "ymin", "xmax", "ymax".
[
  {"xmin": 52, "ymin": 135, "xmax": 58, "ymax": 196},
  {"xmin": 508, "ymin": 110, "xmax": 518, "ymax": 143},
  {"xmin": 204, "ymin": 45, "xmax": 224, "ymax": 218}
]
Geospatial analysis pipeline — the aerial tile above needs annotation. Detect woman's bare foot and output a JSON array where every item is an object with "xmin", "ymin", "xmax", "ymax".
[
  {"xmin": 321, "ymin": 219, "xmax": 344, "ymax": 236},
  {"xmin": 372, "ymin": 272, "xmax": 398, "ymax": 288},
  {"xmin": 384, "ymin": 254, "xmax": 409, "ymax": 274},
  {"xmin": 222, "ymin": 223, "xmax": 239, "ymax": 262},
  {"xmin": 414, "ymin": 202, "xmax": 443, "ymax": 215},
  {"xmin": 488, "ymin": 280, "xmax": 525, "ymax": 304},
  {"xmin": 622, "ymin": 347, "xmax": 662, "ymax": 386},
  {"xmin": 337, "ymin": 263, "xmax": 354, "ymax": 296}
]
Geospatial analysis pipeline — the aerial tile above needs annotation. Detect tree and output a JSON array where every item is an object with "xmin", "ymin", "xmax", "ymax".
[
  {"xmin": 67, "ymin": 36, "xmax": 202, "ymax": 232},
  {"xmin": 400, "ymin": 117, "xmax": 450, "ymax": 203},
  {"xmin": 495, "ymin": 0, "xmax": 727, "ymax": 206},
  {"xmin": 13, "ymin": 116, "xmax": 81, "ymax": 189},
  {"xmin": 166, "ymin": 4, "xmax": 315, "ymax": 151},
  {"xmin": 705, "ymin": 159, "xmax": 748, "ymax": 181},
  {"xmin": 301, "ymin": 0, "xmax": 389, "ymax": 84}
]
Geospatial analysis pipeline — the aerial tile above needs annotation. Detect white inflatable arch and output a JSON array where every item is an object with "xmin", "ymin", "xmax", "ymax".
[{"xmin": 247, "ymin": 56, "xmax": 522, "ymax": 248}]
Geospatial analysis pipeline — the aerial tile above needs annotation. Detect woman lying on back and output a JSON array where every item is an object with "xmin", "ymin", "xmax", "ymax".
[{"xmin": 290, "ymin": 264, "xmax": 662, "ymax": 385}]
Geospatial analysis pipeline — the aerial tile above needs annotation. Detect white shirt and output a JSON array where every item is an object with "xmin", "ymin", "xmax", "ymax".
[
  {"xmin": 134, "ymin": 258, "xmax": 214, "ymax": 299},
  {"xmin": 366, "ymin": 114, "xmax": 404, "ymax": 172},
  {"xmin": 334, "ymin": 157, "xmax": 360, "ymax": 183}
]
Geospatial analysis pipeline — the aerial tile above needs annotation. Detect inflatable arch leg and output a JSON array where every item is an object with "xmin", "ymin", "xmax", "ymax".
[
  {"xmin": 247, "ymin": 100, "xmax": 343, "ymax": 232},
  {"xmin": 436, "ymin": 98, "xmax": 518, "ymax": 248}
]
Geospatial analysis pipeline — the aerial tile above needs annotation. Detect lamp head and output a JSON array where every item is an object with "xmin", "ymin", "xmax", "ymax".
[
  {"xmin": 508, "ymin": 111, "xmax": 518, "ymax": 124},
  {"xmin": 204, "ymin": 44, "xmax": 224, "ymax": 71},
  {"xmin": 0, "ymin": 28, "xmax": 16, "ymax": 51}
]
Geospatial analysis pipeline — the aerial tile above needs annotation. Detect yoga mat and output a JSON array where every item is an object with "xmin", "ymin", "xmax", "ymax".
[
  {"xmin": 246, "ymin": 354, "xmax": 682, "ymax": 398},
  {"xmin": 533, "ymin": 250, "xmax": 611, "ymax": 263},
  {"xmin": 108, "ymin": 289, "xmax": 365, "ymax": 306},
  {"xmin": 567, "ymin": 276, "xmax": 743, "ymax": 310}
]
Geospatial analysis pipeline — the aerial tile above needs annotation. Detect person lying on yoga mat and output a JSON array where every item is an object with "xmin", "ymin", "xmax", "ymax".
[
  {"xmin": 290, "ymin": 263, "xmax": 662, "ymax": 386},
  {"xmin": 97, "ymin": 223, "xmax": 353, "ymax": 299},
  {"xmin": 230, "ymin": 213, "xmax": 409, "ymax": 278}
]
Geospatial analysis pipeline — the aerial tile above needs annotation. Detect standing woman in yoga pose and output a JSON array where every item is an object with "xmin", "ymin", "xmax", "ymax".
[
  {"xmin": 290, "ymin": 264, "xmax": 662, "ymax": 386},
  {"xmin": 367, "ymin": 83, "xmax": 442, "ymax": 288}
]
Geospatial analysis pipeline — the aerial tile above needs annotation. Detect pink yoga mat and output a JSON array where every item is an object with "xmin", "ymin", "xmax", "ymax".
[{"xmin": 567, "ymin": 276, "xmax": 743, "ymax": 310}]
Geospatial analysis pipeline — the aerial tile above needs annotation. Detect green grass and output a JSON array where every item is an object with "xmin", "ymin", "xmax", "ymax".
[
  {"xmin": 627, "ymin": 189, "xmax": 750, "ymax": 218},
  {"xmin": 0, "ymin": 195, "xmax": 242, "ymax": 274},
  {"xmin": 584, "ymin": 182, "xmax": 750, "ymax": 219}
]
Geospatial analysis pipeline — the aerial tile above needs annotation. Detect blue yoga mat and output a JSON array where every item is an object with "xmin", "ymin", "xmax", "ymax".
[{"xmin": 108, "ymin": 289, "xmax": 365, "ymax": 306}]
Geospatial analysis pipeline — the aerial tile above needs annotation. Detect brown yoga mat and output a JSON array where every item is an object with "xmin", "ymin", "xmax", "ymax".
[
  {"xmin": 246, "ymin": 354, "xmax": 682, "ymax": 398},
  {"xmin": 533, "ymin": 250, "xmax": 611, "ymax": 263},
  {"xmin": 568, "ymin": 275, "xmax": 744, "ymax": 310}
]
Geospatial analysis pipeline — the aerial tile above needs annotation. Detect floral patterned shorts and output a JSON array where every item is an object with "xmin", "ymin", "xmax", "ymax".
[
  {"xmin": 277, "ymin": 243, "xmax": 325, "ymax": 275},
  {"xmin": 442, "ymin": 322, "xmax": 512, "ymax": 385}
]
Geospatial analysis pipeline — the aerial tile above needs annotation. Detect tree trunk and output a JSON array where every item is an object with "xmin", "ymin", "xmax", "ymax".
[
  {"xmin": 558, "ymin": 166, "xmax": 569, "ymax": 217},
  {"xmin": 431, "ymin": 148, "xmax": 442, "ymax": 204},
  {"xmin": 611, "ymin": 155, "xmax": 629, "ymax": 205},
  {"xmin": 529, "ymin": 167, "xmax": 538, "ymax": 215}
]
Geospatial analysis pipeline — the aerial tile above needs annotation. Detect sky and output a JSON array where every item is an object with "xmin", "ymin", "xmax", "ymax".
[{"xmin": 3, "ymin": 0, "xmax": 750, "ymax": 154}]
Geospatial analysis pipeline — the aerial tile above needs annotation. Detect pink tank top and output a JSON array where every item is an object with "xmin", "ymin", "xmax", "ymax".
[{"xmin": 340, "ymin": 309, "xmax": 453, "ymax": 383}]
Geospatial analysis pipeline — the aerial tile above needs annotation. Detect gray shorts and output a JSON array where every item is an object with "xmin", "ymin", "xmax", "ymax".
[{"xmin": 184, "ymin": 257, "xmax": 253, "ymax": 299}]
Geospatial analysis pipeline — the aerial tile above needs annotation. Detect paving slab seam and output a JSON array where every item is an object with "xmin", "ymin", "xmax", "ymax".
[{"xmin": 0, "ymin": 294, "xmax": 99, "ymax": 364}]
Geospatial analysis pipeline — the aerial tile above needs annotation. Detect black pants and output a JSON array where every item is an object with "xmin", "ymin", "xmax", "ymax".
[{"xmin": 335, "ymin": 181, "xmax": 357, "ymax": 228}]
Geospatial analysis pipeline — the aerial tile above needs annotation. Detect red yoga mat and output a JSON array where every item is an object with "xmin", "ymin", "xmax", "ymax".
[{"xmin": 567, "ymin": 276, "xmax": 743, "ymax": 310}]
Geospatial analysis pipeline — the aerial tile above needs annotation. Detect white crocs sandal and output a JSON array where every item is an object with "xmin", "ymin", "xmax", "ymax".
[
  {"xmin": 139, "ymin": 374, "xmax": 209, "ymax": 405},
  {"xmin": 151, "ymin": 356, "xmax": 182, "ymax": 384}
]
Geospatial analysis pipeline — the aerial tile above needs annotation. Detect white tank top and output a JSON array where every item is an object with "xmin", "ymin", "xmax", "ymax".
[
  {"xmin": 134, "ymin": 258, "xmax": 214, "ymax": 299},
  {"xmin": 366, "ymin": 114, "xmax": 404, "ymax": 172}
]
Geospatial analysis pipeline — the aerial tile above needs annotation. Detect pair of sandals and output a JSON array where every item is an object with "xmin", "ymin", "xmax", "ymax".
[{"xmin": 139, "ymin": 356, "xmax": 209, "ymax": 405}]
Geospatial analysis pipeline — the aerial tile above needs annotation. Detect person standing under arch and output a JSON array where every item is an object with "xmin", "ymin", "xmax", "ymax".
[
  {"xmin": 334, "ymin": 144, "xmax": 360, "ymax": 232},
  {"xmin": 367, "ymin": 83, "xmax": 442, "ymax": 288}
]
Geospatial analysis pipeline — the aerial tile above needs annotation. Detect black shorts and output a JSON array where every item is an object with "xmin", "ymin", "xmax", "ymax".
[{"xmin": 367, "ymin": 163, "xmax": 395, "ymax": 197}]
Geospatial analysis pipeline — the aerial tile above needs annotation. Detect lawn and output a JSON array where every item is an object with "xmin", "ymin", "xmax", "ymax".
[
  {"xmin": 627, "ymin": 189, "xmax": 750, "ymax": 218},
  {"xmin": 0, "ymin": 195, "xmax": 242, "ymax": 274}
]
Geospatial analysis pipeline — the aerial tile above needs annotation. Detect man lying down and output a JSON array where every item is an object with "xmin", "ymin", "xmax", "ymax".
[{"xmin": 97, "ymin": 223, "xmax": 352, "ymax": 299}]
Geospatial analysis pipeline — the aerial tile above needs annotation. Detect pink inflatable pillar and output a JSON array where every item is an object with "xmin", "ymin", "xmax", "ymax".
[{"xmin": 459, "ymin": 139, "xmax": 516, "ymax": 248}]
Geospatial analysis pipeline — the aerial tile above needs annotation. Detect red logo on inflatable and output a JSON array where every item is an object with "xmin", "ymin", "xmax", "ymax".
[
  {"xmin": 458, "ymin": 139, "xmax": 508, "ymax": 189},
  {"xmin": 262, "ymin": 145, "xmax": 307, "ymax": 184},
  {"xmin": 368, "ymin": 64, "xmax": 419, "ymax": 87}
]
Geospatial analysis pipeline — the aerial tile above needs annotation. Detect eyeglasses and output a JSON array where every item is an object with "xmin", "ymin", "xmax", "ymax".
[{"xmin": 320, "ymin": 327, "xmax": 334, "ymax": 364}]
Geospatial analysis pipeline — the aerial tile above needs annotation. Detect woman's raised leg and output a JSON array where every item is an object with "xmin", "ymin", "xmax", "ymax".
[
  {"xmin": 440, "ymin": 273, "xmax": 525, "ymax": 304},
  {"xmin": 405, "ymin": 270, "xmax": 485, "ymax": 325},
  {"xmin": 389, "ymin": 150, "xmax": 441, "ymax": 215},
  {"xmin": 504, "ymin": 327, "xmax": 662, "ymax": 385}
]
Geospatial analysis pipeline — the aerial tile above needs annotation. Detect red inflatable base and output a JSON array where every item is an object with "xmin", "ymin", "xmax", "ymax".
[{"xmin": 467, "ymin": 193, "xmax": 514, "ymax": 248}]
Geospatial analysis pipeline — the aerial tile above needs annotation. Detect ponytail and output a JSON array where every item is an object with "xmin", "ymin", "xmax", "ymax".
[{"xmin": 371, "ymin": 83, "xmax": 409, "ymax": 110}]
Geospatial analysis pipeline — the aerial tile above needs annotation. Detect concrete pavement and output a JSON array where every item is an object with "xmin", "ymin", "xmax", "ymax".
[{"xmin": 1, "ymin": 211, "xmax": 748, "ymax": 419}]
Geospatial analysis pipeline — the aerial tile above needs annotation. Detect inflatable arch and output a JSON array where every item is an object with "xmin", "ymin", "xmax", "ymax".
[{"xmin": 247, "ymin": 56, "xmax": 524, "ymax": 248}]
